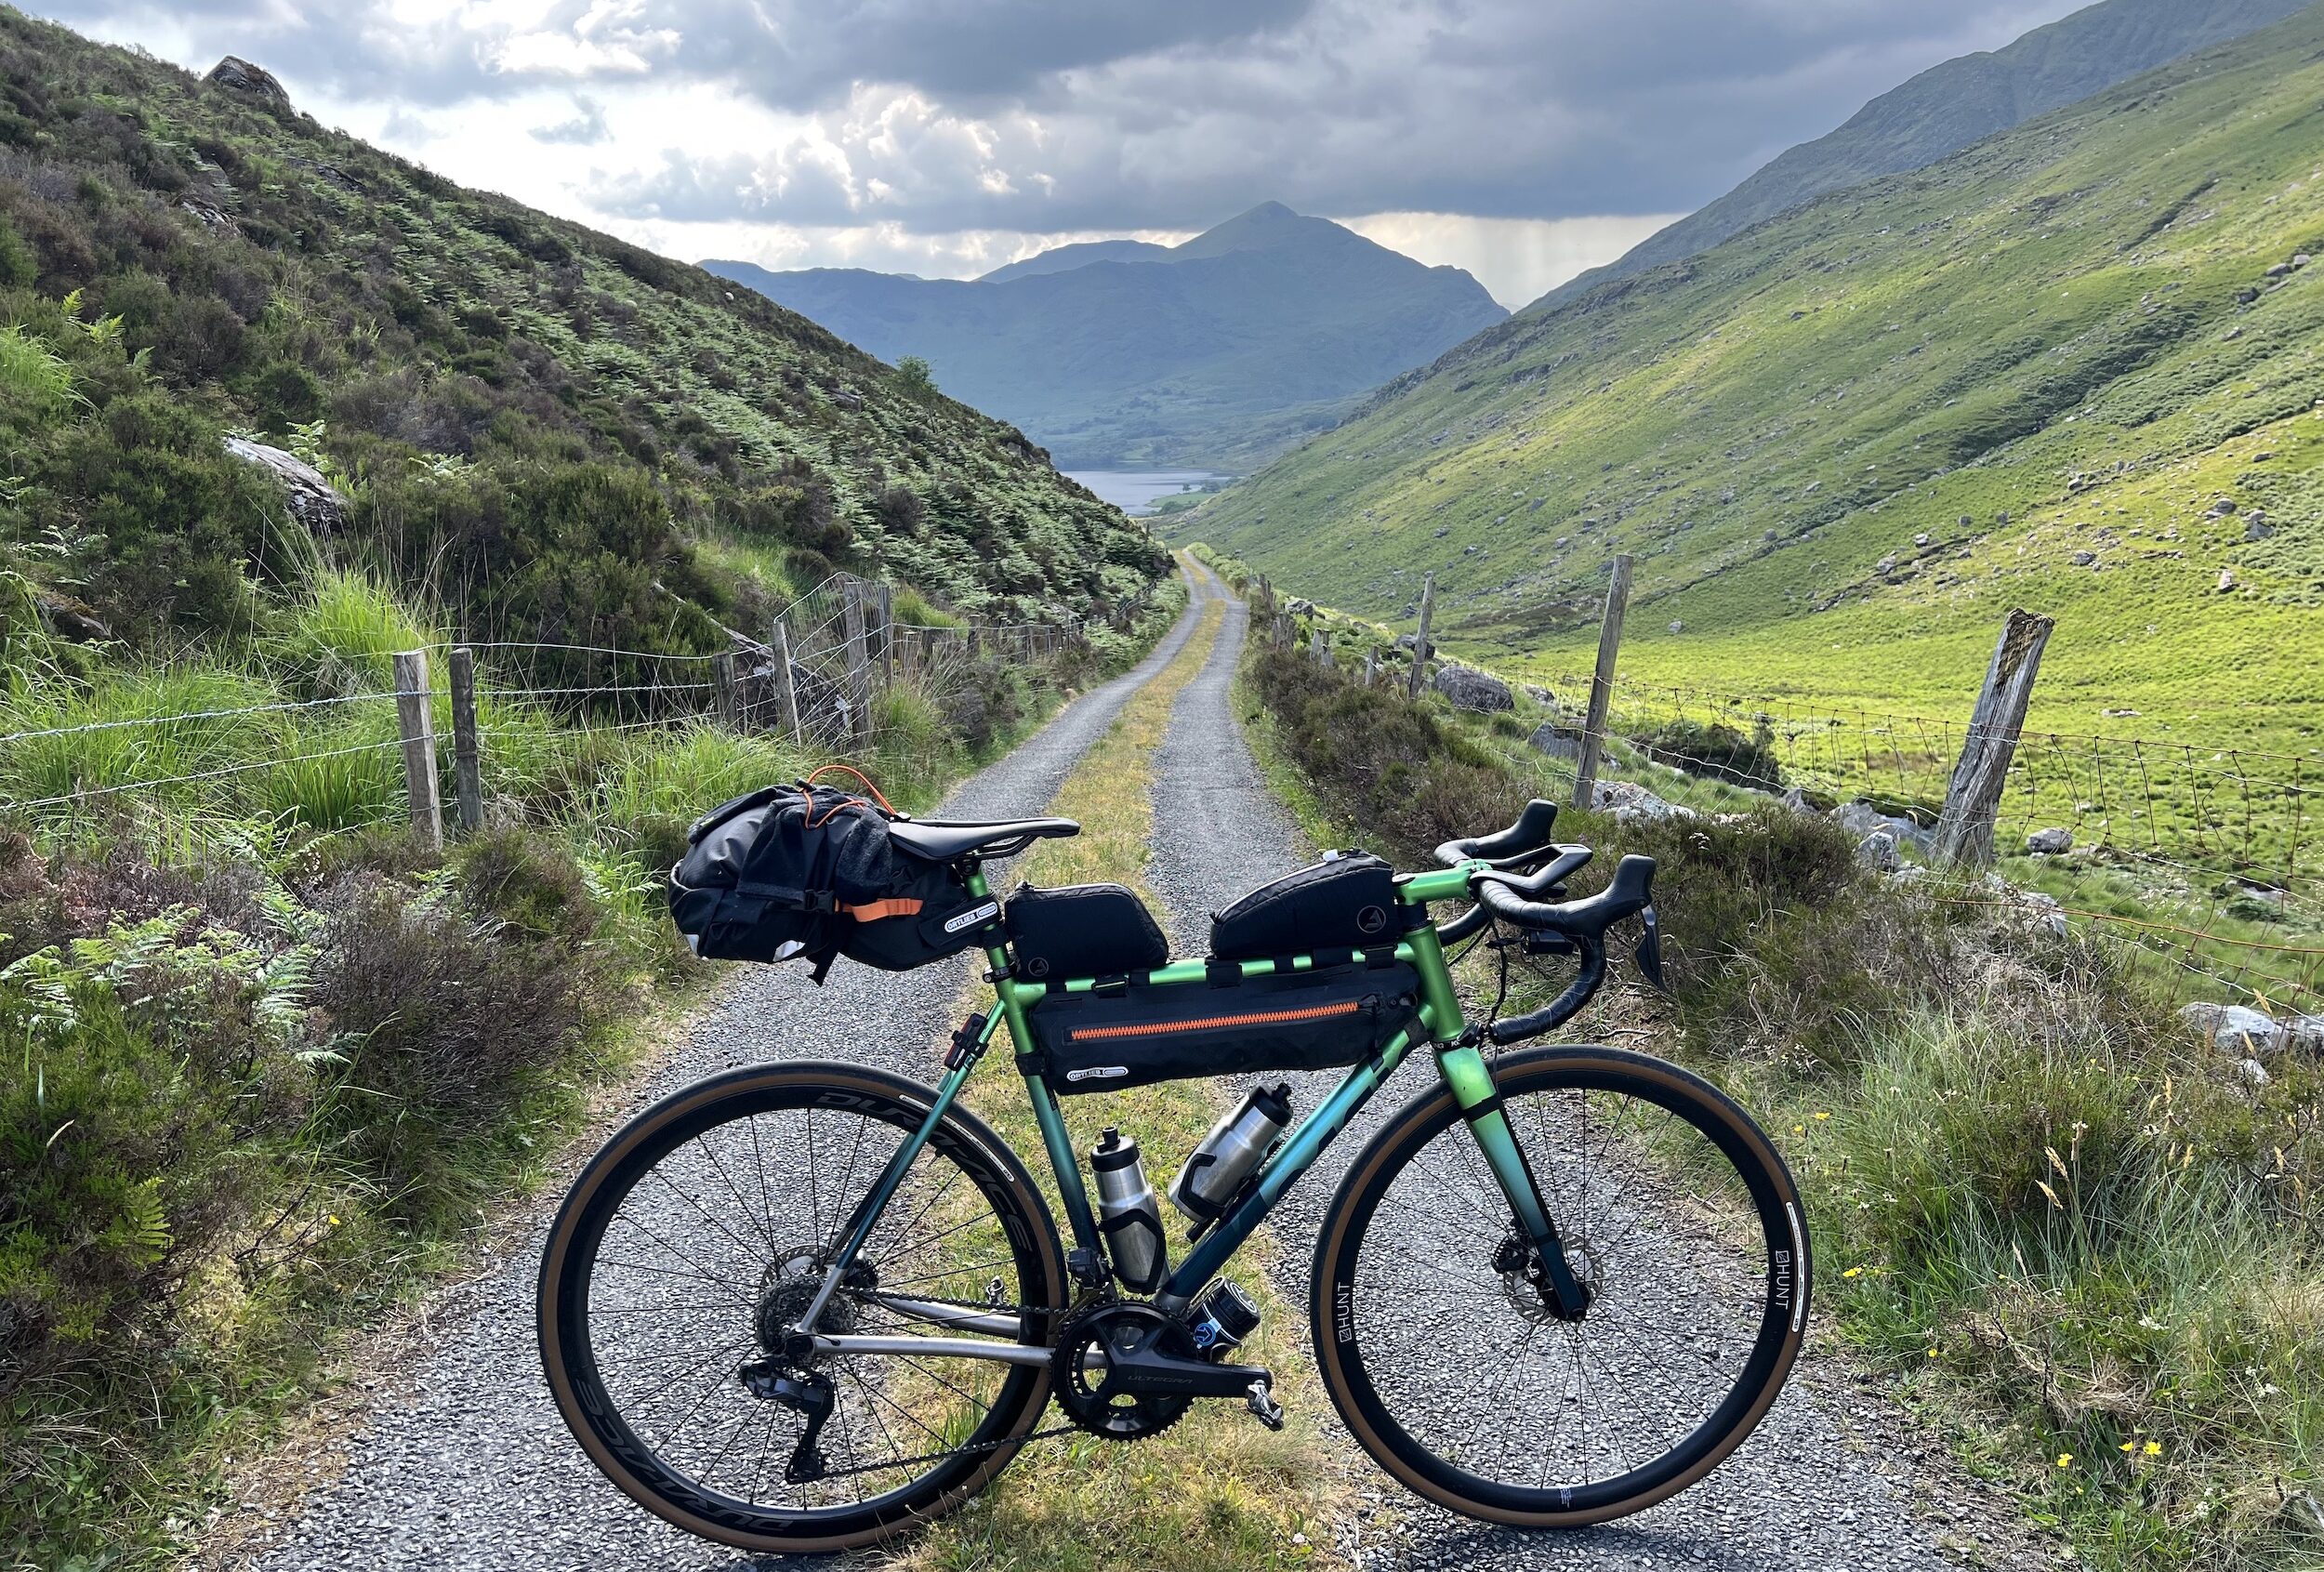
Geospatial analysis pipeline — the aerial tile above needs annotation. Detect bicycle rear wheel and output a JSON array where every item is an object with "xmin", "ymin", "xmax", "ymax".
[
  {"xmin": 1311, "ymin": 1044, "xmax": 1808, "ymax": 1525},
  {"xmin": 538, "ymin": 1060, "xmax": 1064, "ymax": 1552}
]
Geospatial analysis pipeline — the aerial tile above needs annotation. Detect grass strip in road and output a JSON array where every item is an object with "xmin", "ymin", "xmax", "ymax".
[{"xmin": 889, "ymin": 593, "xmax": 1355, "ymax": 1572}]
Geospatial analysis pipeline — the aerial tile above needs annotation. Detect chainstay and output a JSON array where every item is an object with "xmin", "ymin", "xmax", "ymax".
[{"xmin": 802, "ymin": 1420, "xmax": 1081, "ymax": 1481}]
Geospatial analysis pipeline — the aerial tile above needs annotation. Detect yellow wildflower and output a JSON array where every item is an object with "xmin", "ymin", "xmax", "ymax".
[{"xmin": 2056, "ymin": 1452, "xmax": 2073, "ymax": 1468}]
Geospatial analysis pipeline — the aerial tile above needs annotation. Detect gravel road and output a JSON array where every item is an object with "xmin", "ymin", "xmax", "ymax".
[
  {"xmin": 1141, "ymin": 561, "xmax": 2030, "ymax": 1571},
  {"xmin": 230, "ymin": 570, "xmax": 1219, "ymax": 1572}
]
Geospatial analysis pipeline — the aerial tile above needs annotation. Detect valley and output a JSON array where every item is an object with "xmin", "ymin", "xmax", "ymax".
[{"xmin": 1183, "ymin": 5, "xmax": 2324, "ymax": 766}]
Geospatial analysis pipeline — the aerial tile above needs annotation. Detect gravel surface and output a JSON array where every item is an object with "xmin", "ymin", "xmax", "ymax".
[
  {"xmin": 1141, "ymin": 561, "xmax": 2028, "ymax": 1571},
  {"xmin": 231, "ymin": 572, "xmax": 1219, "ymax": 1572}
]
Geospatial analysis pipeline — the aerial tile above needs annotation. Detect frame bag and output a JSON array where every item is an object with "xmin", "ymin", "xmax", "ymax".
[
  {"xmin": 667, "ymin": 770, "xmax": 1000, "ymax": 980},
  {"xmin": 1023, "ymin": 959, "xmax": 1421, "ymax": 1093},
  {"xmin": 1209, "ymin": 850, "xmax": 1401, "ymax": 961},
  {"xmin": 1003, "ymin": 882, "xmax": 1169, "ymax": 981}
]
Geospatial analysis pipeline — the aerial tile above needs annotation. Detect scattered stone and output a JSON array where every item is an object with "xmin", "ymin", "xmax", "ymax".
[
  {"xmin": 1913, "ymin": 532, "xmax": 1932, "ymax": 548},
  {"xmin": 1996, "ymin": 510, "xmax": 2009, "ymax": 525},
  {"xmin": 2025, "ymin": 826, "xmax": 2073, "ymax": 854},
  {"xmin": 2247, "ymin": 516, "xmax": 2273, "ymax": 541},
  {"xmin": 2223, "ymin": 325, "xmax": 2243, "ymax": 341},
  {"xmin": 2207, "ymin": 497, "xmax": 2238, "ymax": 516},
  {"xmin": 2296, "ymin": 253, "xmax": 2314, "ymax": 268},
  {"xmin": 1835, "ymin": 799, "xmax": 1931, "ymax": 852},
  {"xmin": 2237, "ymin": 1057, "xmax": 2271, "ymax": 1090},
  {"xmin": 1432, "ymin": 664, "xmax": 1512, "ymax": 713},
  {"xmin": 1876, "ymin": 554, "xmax": 1899, "ymax": 575},
  {"xmin": 1592, "ymin": 780, "xmax": 1696, "ymax": 822},
  {"xmin": 222, "ymin": 436, "xmax": 348, "ymax": 534},
  {"xmin": 1433, "ymin": 526, "xmax": 1449, "ymax": 538},
  {"xmin": 2070, "ymin": 550, "xmax": 2095, "ymax": 566},
  {"xmin": 1763, "ymin": 528, "xmax": 1778, "ymax": 542},
  {"xmin": 2236, "ymin": 286, "xmax": 2260, "ymax": 305},
  {"xmin": 1855, "ymin": 829, "xmax": 1902, "ymax": 873},
  {"xmin": 2179, "ymin": 1001, "xmax": 2284, "ymax": 1056},
  {"xmin": 2266, "ymin": 262, "xmax": 2292, "ymax": 278},
  {"xmin": 2217, "ymin": 569, "xmax": 2237, "ymax": 593},
  {"xmin": 206, "ymin": 55, "xmax": 290, "ymax": 107},
  {"xmin": 2101, "ymin": 707, "xmax": 2139, "ymax": 719},
  {"xmin": 1778, "ymin": 786, "xmax": 1818, "ymax": 816},
  {"xmin": 1286, "ymin": 599, "xmax": 1314, "ymax": 616},
  {"xmin": 1668, "ymin": 619, "xmax": 1684, "ymax": 634},
  {"xmin": 1527, "ymin": 721, "xmax": 1581, "ymax": 761},
  {"xmin": 2287, "ymin": 1015, "xmax": 2324, "ymax": 1054}
]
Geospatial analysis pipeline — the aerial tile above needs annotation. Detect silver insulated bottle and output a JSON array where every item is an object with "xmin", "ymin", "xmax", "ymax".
[
  {"xmin": 1090, "ymin": 1128, "xmax": 1169, "ymax": 1293},
  {"xmin": 1169, "ymin": 1082, "xmax": 1293, "ymax": 1222}
]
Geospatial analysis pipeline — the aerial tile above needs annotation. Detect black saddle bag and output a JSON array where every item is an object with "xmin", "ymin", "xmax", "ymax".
[
  {"xmin": 1004, "ymin": 882, "xmax": 1169, "ymax": 982},
  {"xmin": 667, "ymin": 774, "xmax": 1000, "ymax": 978},
  {"xmin": 1210, "ymin": 851, "xmax": 1401, "ymax": 962},
  {"xmin": 1022, "ymin": 960, "xmax": 1422, "ymax": 1093}
]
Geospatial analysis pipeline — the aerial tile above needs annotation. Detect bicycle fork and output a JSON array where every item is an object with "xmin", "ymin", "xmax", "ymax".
[{"xmin": 1436, "ymin": 1037, "xmax": 1593, "ymax": 1320}]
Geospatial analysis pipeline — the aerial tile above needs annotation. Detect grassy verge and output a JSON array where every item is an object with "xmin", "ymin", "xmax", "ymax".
[
  {"xmin": 889, "ymin": 594, "xmax": 1352, "ymax": 1572},
  {"xmin": 1236, "ymin": 640, "xmax": 2324, "ymax": 1572},
  {"xmin": 0, "ymin": 567, "xmax": 1169, "ymax": 1572}
]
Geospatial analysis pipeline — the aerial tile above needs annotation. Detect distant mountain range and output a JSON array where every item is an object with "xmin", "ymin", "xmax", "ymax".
[
  {"xmin": 1186, "ymin": 2, "xmax": 2324, "ymax": 760},
  {"xmin": 705, "ymin": 204, "xmax": 1507, "ymax": 470},
  {"xmin": 1529, "ymin": 0, "xmax": 2313, "ymax": 313}
]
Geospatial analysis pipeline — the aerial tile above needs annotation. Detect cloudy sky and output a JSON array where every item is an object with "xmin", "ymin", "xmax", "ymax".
[{"xmin": 42, "ymin": 0, "xmax": 2088, "ymax": 305}]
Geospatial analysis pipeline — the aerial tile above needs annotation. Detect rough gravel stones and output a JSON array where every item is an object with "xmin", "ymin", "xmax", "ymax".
[{"xmin": 2025, "ymin": 827, "xmax": 2073, "ymax": 854}]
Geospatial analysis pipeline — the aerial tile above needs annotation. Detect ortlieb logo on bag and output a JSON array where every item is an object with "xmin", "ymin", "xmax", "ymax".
[{"xmin": 666, "ymin": 765, "xmax": 1000, "ymax": 981}]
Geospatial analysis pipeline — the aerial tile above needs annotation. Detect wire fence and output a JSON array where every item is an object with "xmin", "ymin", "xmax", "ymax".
[
  {"xmin": 0, "ymin": 572, "xmax": 1090, "ymax": 852},
  {"xmin": 1281, "ymin": 599, "xmax": 2324, "ymax": 1033}
]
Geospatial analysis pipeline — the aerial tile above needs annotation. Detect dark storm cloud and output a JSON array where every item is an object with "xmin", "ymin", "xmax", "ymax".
[{"xmin": 33, "ymin": 0, "xmax": 2079, "ymax": 228}]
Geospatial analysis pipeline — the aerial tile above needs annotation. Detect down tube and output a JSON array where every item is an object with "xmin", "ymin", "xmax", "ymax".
[{"xmin": 1156, "ymin": 1024, "xmax": 1424, "ymax": 1311}]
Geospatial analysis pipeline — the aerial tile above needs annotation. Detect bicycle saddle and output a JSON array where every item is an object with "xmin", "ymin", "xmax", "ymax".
[{"xmin": 888, "ymin": 816, "xmax": 1080, "ymax": 862}]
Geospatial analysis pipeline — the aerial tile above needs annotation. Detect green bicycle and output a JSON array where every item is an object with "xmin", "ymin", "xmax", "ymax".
[{"xmin": 538, "ymin": 798, "xmax": 1810, "ymax": 1552}]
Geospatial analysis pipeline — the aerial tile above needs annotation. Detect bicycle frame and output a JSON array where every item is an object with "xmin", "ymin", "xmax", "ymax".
[{"xmin": 795, "ymin": 859, "xmax": 1586, "ymax": 1363}]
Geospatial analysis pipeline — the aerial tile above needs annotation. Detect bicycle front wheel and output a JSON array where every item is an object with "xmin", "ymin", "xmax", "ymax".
[{"xmin": 1312, "ymin": 1044, "xmax": 1809, "ymax": 1526}]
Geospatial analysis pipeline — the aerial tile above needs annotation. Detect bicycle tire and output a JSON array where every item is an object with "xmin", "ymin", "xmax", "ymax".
[
  {"xmin": 538, "ymin": 1060, "xmax": 1065, "ymax": 1553},
  {"xmin": 1311, "ymin": 1043, "xmax": 1809, "ymax": 1526}
]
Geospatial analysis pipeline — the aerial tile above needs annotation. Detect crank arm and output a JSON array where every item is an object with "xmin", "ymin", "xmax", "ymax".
[{"xmin": 1104, "ymin": 1341, "xmax": 1274, "ymax": 1400}]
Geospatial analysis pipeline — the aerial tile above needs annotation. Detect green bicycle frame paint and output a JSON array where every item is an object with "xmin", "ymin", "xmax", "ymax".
[{"xmin": 824, "ymin": 858, "xmax": 1585, "ymax": 1320}]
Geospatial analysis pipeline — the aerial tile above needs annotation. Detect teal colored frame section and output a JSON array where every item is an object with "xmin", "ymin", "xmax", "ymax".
[{"xmin": 824, "ymin": 861, "xmax": 1577, "ymax": 1314}]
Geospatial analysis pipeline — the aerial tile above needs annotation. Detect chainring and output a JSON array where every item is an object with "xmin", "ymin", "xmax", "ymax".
[{"xmin": 1050, "ymin": 1302, "xmax": 1195, "ymax": 1442}]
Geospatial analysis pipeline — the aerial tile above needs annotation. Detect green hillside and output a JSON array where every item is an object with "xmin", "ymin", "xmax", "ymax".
[
  {"xmin": 1534, "ymin": 0, "xmax": 2311, "ymax": 313},
  {"xmin": 0, "ymin": 8, "xmax": 1164, "ymax": 663},
  {"xmin": 706, "ymin": 204, "xmax": 1508, "ymax": 469},
  {"xmin": 1185, "ymin": 4, "xmax": 2324, "ymax": 760}
]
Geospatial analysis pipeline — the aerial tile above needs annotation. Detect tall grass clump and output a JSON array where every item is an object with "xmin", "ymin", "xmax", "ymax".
[
  {"xmin": 1247, "ymin": 632, "xmax": 2324, "ymax": 1571},
  {"xmin": 279, "ymin": 569, "xmax": 439, "ymax": 696}
]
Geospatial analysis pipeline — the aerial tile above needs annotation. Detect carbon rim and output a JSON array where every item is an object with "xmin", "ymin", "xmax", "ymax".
[
  {"xmin": 1313, "ymin": 1045, "xmax": 1808, "ymax": 1525},
  {"xmin": 539, "ymin": 1062, "xmax": 1063, "ymax": 1552}
]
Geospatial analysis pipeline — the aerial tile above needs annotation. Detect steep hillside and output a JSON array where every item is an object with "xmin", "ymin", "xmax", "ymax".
[
  {"xmin": 1184, "ymin": 5, "xmax": 2324, "ymax": 758},
  {"xmin": 0, "ymin": 9, "xmax": 1164, "ymax": 662},
  {"xmin": 706, "ymin": 204, "xmax": 1507, "ymax": 469},
  {"xmin": 1533, "ymin": 0, "xmax": 2310, "ymax": 313}
]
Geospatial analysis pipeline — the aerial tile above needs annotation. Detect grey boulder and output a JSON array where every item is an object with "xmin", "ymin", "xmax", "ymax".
[{"xmin": 1433, "ymin": 664, "xmax": 1513, "ymax": 713}]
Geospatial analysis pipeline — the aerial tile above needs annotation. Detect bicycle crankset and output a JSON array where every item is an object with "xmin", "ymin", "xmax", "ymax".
[{"xmin": 1051, "ymin": 1303, "xmax": 1278, "ymax": 1441}]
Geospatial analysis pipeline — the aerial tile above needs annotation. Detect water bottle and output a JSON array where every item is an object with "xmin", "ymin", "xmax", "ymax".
[
  {"xmin": 1169, "ymin": 1083, "xmax": 1293, "ymax": 1222},
  {"xmin": 1090, "ymin": 1128, "xmax": 1169, "ymax": 1293}
]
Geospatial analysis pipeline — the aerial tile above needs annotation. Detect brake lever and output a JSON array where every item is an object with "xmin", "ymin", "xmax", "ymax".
[{"xmin": 1633, "ymin": 904, "xmax": 1669, "ymax": 993}]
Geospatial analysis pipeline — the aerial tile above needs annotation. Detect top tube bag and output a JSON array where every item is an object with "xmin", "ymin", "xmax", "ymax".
[{"xmin": 1209, "ymin": 850, "xmax": 1401, "ymax": 962}]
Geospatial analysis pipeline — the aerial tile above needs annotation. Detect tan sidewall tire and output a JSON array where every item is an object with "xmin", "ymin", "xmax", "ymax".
[
  {"xmin": 1309, "ymin": 1043, "xmax": 1809, "ymax": 1526},
  {"xmin": 537, "ymin": 1060, "xmax": 1064, "ymax": 1553}
]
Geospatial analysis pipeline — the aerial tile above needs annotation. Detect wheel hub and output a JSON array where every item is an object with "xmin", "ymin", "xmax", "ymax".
[{"xmin": 754, "ymin": 1248, "xmax": 873, "ymax": 1363}]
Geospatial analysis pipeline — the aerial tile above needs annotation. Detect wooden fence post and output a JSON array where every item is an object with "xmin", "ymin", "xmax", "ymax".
[
  {"xmin": 447, "ymin": 645, "xmax": 482, "ymax": 835},
  {"xmin": 1933, "ymin": 608, "xmax": 2055, "ymax": 867},
  {"xmin": 770, "ymin": 617, "xmax": 801, "ymax": 738},
  {"xmin": 841, "ymin": 579, "xmax": 873, "ymax": 742},
  {"xmin": 876, "ymin": 582, "xmax": 894, "ymax": 689},
  {"xmin": 392, "ymin": 649, "xmax": 443, "ymax": 854},
  {"xmin": 1406, "ymin": 572, "xmax": 1436, "ymax": 699},
  {"xmin": 713, "ymin": 650, "xmax": 738, "ymax": 728},
  {"xmin": 1363, "ymin": 646, "xmax": 1379, "ymax": 687},
  {"xmin": 1315, "ymin": 630, "xmax": 1334, "ymax": 670},
  {"xmin": 1570, "ymin": 554, "xmax": 1633, "ymax": 812}
]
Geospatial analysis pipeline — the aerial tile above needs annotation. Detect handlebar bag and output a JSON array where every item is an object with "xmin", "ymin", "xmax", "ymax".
[
  {"xmin": 667, "ymin": 777, "xmax": 1000, "ymax": 978},
  {"xmin": 1022, "ymin": 959, "xmax": 1421, "ymax": 1093},
  {"xmin": 1209, "ymin": 851, "xmax": 1401, "ymax": 962},
  {"xmin": 1004, "ymin": 882, "xmax": 1169, "ymax": 982}
]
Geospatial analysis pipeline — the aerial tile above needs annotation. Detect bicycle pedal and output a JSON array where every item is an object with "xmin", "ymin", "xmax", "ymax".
[{"xmin": 1245, "ymin": 1379, "xmax": 1284, "ymax": 1431}]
